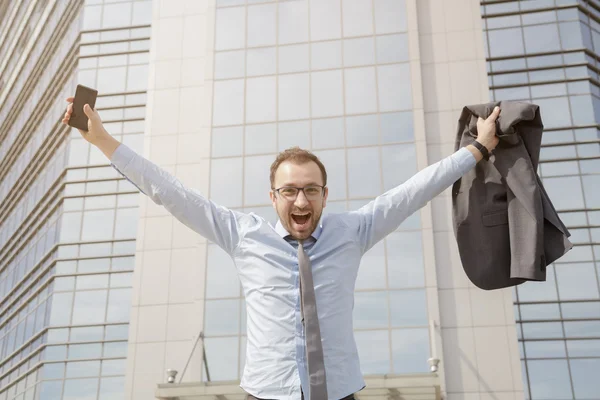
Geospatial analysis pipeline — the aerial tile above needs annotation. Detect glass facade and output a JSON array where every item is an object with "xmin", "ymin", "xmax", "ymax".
[
  {"xmin": 202, "ymin": 0, "xmax": 433, "ymax": 382},
  {"xmin": 482, "ymin": 0, "xmax": 600, "ymax": 398},
  {"xmin": 0, "ymin": 0, "xmax": 151, "ymax": 399}
]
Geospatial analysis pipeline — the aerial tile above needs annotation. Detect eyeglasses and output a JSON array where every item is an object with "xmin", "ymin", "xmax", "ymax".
[{"xmin": 273, "ymin": 185, "xmax": 325, "ymax": 201}]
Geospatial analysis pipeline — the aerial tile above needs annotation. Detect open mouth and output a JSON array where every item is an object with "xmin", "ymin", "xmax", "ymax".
[{"xmin": 291, "ymin": 212, "xmax": 311, "ymax": 227}]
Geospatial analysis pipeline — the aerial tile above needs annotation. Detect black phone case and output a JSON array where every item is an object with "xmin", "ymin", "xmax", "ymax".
[{"xmin": 69, "ymin": 84, "xmax": 98, "ymax": 131}]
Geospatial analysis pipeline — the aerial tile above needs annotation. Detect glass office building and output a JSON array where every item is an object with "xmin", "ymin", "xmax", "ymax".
[
  {"xmin": 482, "ymin": 1, "xmax": 600, "ymax": 398},
  {"xmin": 0, "ymin": 0, "xmax": 151, "ymax": 399},
  {"xmin": 4, "ymin": 0, "xmax": 599, "ymax": 400}
]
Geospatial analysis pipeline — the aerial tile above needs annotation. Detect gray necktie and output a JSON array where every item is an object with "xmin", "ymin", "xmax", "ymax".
[{"xmin": 298, "ymin": 240, "xmax": 328, "ymax": 399}]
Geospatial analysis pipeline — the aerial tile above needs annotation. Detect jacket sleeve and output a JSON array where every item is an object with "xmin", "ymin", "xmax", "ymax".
[
  {"xmin": 351, "ymin": 147, "xmax": 476, "ymax": 253},
  {"xmin": 110, "ymin": 143, "xmax": 253, "ymax": 255}
]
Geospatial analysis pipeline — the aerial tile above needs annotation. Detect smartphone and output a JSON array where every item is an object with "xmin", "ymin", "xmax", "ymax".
[{"xmin": 69, "ymin": 84, "xmax": 98, "ymax": 131}]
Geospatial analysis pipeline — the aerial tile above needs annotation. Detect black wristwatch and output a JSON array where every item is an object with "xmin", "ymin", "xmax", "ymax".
[{"xmin": 472, "ymin": 140, "xmax": 490, "ymax": 161}]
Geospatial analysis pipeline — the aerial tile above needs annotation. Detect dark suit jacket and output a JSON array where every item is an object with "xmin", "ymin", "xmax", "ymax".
[{"xmin": 451, "ymin": 101, "xmax": 573, "ymax": 290}]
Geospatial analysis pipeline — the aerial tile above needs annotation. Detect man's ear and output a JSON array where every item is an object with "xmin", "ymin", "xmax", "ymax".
[
  {"xmin": 270, "ymin": 190, "xmax": 277, "ymax": 209},
  {"xmin": 322, "ymin": 186, "xmax": 328, "ymax": 208}
]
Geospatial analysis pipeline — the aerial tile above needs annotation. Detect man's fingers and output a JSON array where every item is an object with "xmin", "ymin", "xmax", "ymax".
[
  {"xmin": 83, "ymin": 104, "xmax": 95, "ymax": 118},
  {"xmin": 487, "ymin": 106, "xmax": 501, "ymax": 121},
  {"xmin": 66, "ymin": 97, "xmax": 74, "ymax": 103},
  {"xmin": 67, "ymin": 103, "xmax": 73, "ymax": 113}
]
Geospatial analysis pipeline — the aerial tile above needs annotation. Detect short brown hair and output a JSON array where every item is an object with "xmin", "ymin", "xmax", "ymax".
[{"xmin": 270, "ymin": 147, "xmax": 327, "ymax": 189}]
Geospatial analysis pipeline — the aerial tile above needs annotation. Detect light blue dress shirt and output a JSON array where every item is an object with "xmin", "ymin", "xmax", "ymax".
[{"xmin": 110, "ymin": 143, "xmax": 476, "ymax": 400}]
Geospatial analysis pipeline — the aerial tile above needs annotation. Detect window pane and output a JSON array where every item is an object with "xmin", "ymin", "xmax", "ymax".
[
  {"xmin": 101, "ymin": 359, "xmax": 126, "ymax": 376},
  {"xmin": 342, "ymin": 0, "xmax": 374, "ymax": 37},
  {"xmin": 278, "ymin": 0, "xmax": 309, "ymax": 44},
  {"xmin": 355, "ymin": 330, "xmax": 390, "ymax": 374},
  {"xmin": 71, "ymin": 326, "xmax": 103, "ymax": 342},
  {"xmin": 49, "ymin": 293, "xmax": 73, "ymax": 326},
  {"xmin": 535, "ymin": 97, "xmax": 571, "ymax": 129},
  {"xmin": 378, "ymin": 64, "xmax": 412, "ymax": 112},
  {"xmin": 77, "ymin": 274, "xmax": 109, "ymax": 290},
  {"xmin": 527, "ymin": 360, "xmax": 572, "ymax": 399},
  {"xmin": 387, "ymin": 232, "xmax": 425, "ymax": 288},
  {"xmin": 216, "ymin": 7, "xmax": 245, "ymax": 50},
  {"xmin": 582, "ymin": 175, "xmax": 600, "ymax": 208},
  {"xmin": 353, "ymin": 291, "xmax": 388, "ymax": 329},
  {"xmin": 310, "ymin": 0, "xmax": 342, "ymax": 41},
  {"xmin": 519, "ymin": 303, "xmax": 560, "ymax": 321},
  {"xmin": 543, "ymin": 176, "xmax": 584, "ymax": 210},
  {"xmin": 567, "ymin": 340, "xmax": 600, "ymax": 357},
  {"xmin": 38, "ymin": 381, "xmax": 63, "ymax": 400},
  {"xmin": 311, "ymin": 70, "xmax": 344, "ymax": 118},
  {"xmin": 524, "ymin": 24, "xmax": 561, "ymax": 53},
  {"xmin": 204, "ymin": 337, "xmax": 239, "ymax": 381},
  {"xmin": 66, "ymin": 361, "xmax": 100, "ymax": 378},
  {"xmin": 376, "ymin": 34, "xmax": 409, "ymax": 64},
  {"xmin": 279, "ymin": 121, "xmax": 310, "ymax": 152},
  {"xmin": 312, "ymin": 118, "xmax": 344, "ymax": 150},
  {"xmin": 97, "ymin": 67, "xmax": 126, "ymax": 93},
  {"xmin": 105, "ymin": 325, "xmax": 129, "ymax": 341},
  {"xmin": 488, "ymin": 28, "xmax": 525, "ymax": 57},
  {"xmin": 374, "ymin": 0, "xmax": 406, "ymax": 34},
  {"xmin": 524, "ymin": 341, "xmax": 566, "ymax": 358},
  {"xmin": 346, "ymin": 114, "xmax": 378, "ymax": 147},
  {"xmin": 278, "ymin": 44, "xmax": 309, "ymax": 74},
  {"xmin": 389, "ymin": 290, "xmax": 428, "ymax": 327},
  {"xmin": 343, "ymin": 37, "xmax": 375, "ymax": 67},
  {"xmin": 244, "ymin": 155, "xmax": 272, "ymax": 206},
  {"xmin": 311, "ymin": 41, "xmax": 342, "ymax": 70},
  {"xmin": 72, "ymin": 290, "xmax": 108, "ymax": 325},
  {"xmin": 244, "ymin": 123, "xmax": 276, "ymax": 155},
  {"xmin": 212, "ymin": 126, "xmax": 243, "ymax": 157},
  {"xmin": 392, "ymin": 328, "xmax": 429, "ymax": 373},
  {"xmin": 561, "ymin": 302, "xmax": 600, "ymax": 319},
  {"xmin": 60, "ymin": 212, "xmax": 82, "ymax": 242},
  {"xmin": 247, "ymin": 4, "xmax": 276, "ymax": 47},
  {"xmin": 347, "ymin": 147, "xmax": 381, "ymax": 198},
  {"xmin": 564, "ymin": 321, "xmax": 600, "ymax": 338},
  {"xmin": 210, "ymin": 157, "xmax": 243, "ymax": 207},
  {"xmin": 555, "ymin": 263, "xmax": 599, "ymax": 300},
  {"xmin": 42, "ymin": 363, "xmax": 65, "ymax": 380},
  {"xmin": 246, "ymin": 47, "xmax": 276, "ymax": 77},
  {"xmin": 205, "ymin": 300, "xmax": 240, "ymax": 335},
  {"xmin": 521, "ymin": 322, "xmax": 563, "ymax": 339},
  {"xmin": 246, "ymin": 77, "xmax": 276, "ymax": 123},
  {"xmin": 99, "ymin": 377, "xmax": 125, "ymax": 400},
  {"xmin": 69, "ymin": 343, "xmax": 103, "ymax": 359},
  {"xmin": 278, "ymin": 73, "xmax": 310, "ymax": 121},
  {"xmin": 380, "ymin": 112, "xmax": 413, "ymax": 143},
  {"xmin": 107, "ymin": 289, "xmax": 132, "ymax": 323},
  {"xmin": 82, "ymin": 210, "xmax": 115, "ymax": 241},
  {"xmin": 63, "ymin": 378, "xmax": 99, "ymax": 400},
  {"xmin": 344, "ymin": 67, "xmax": 377, "ymax": 114},
  {"xmin": 213, "ymin": 80, "xmax": 244, "ymax": 126},
  {"xmin": 215, "ymin": 50, "xmax": 245, "ymax": 79},
  {"xmin": 569, "ymin": 359, "xmax": 600, "ymax": 398}
]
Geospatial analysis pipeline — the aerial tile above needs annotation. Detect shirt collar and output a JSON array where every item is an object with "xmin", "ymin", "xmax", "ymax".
[{"xmin": 274, "ymin": 218, "xmax": 323, "ymax": 241}]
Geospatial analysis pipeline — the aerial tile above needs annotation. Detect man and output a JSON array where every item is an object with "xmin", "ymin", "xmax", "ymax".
[{"xmin": 62, "ymin": 99, "xmax": 500, "ymax": 400}]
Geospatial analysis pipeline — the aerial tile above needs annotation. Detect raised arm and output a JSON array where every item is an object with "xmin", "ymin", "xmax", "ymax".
[
  {"xmin": 351, "ymin": 107, "xmax": 500, "ymax": 252},
  {"xmin": 62, "ymin": 98, "xmax": 251, "ymax": 255}
]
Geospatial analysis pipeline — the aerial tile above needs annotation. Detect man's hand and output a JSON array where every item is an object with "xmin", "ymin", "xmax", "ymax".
[
  {"xmin": 476, "ymin": 106, "xmax": 500, "ymax": 151},
  {"xmin": 62, "ymin": 97, "xmax": 121, "ymax": 159}
]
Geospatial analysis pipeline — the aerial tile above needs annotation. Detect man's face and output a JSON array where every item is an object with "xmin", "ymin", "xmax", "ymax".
[{"xmin": 270, "ymin": 161, "xmax": 328, "ymax": 240}]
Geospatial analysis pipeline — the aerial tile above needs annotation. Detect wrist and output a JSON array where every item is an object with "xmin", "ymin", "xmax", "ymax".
[{"xmin": 476, "ymin": 137, "xmax": 497, "ymax": 152}]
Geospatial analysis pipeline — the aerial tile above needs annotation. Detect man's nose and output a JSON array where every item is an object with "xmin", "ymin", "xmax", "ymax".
[{"xmin": 294, "ymin": 190, "xmax": 309, "ymax": 207}]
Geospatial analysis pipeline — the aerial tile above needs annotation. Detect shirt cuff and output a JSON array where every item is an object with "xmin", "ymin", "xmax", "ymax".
[
  {"xmin": 109, "ymin": 143, "xmax": 135, "ymax": 174},
  {"xmin": 455, "ymin": 146, "xmax": 477, "ymax": 171}
]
